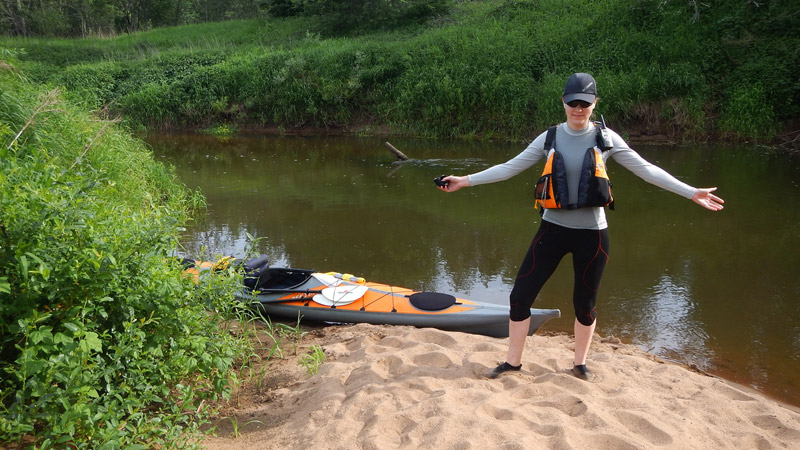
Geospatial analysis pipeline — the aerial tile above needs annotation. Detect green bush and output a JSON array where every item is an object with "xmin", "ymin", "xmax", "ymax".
[
  {"xmin": 119, "ymin": 82, "xmax": 182, "ymax": 127},
  {"xmin": 27, "ymin": 6, "xmax": 71, "ymax": 37},
  {"xmin": 56, "ymin": 62, "xmax": 119, "ymax": 109},
  {"xmin": 719, "ymin": 83, "xmax": 778, "ymax": 140},
  {"xmin": 3, "ymin": 0, "xmax": 798, "ymax": 142},
  {"xmin": 0, "ymin": 68, "xmax": 250, "ymax": 448}
]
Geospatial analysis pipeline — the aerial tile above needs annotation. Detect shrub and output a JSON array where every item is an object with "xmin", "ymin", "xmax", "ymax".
[
  {"xmin": 56, "ymin": 62, "xmax": 119, "ymax": 109},
  {"xmin": 0, "ymin": 68, "xmax": 250, "ymax": 448},
  {"xmin": 4, "ymin": 0, "xmax": 798, "ymax": 142},
  {"xmin": 719, "ymin": 83, "xmax": 778, "ymax": 141}
]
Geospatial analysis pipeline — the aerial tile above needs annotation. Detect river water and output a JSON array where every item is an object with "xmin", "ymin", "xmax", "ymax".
[{"xmin": 146, "ymin": 132, "xmax": 800, "ymax": 407}]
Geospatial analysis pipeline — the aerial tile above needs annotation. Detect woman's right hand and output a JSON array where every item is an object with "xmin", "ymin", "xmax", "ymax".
[{"xmin": 438, "ymin": 175, "xmax": 470, "ymax": 192}]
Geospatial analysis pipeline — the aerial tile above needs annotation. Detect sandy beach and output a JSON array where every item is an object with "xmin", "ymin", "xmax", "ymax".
[{"xmin": 202, "ymin": 323, "xmax": 800, "ymax": 450}]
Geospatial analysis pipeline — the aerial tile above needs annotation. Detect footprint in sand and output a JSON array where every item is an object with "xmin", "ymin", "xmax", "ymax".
[
  {"xmin": 376, "ymin": 335, "xmax": 417, "ymax": 350},
  {"xmin": 412, "ymin": 351, "xmax": 454, "ymax": 369},
  {"xmin": 479, "ymin": 404, "xmax": 516, "ymax": 421},
  {"xmin": 511, "ymin": 385, "xmax": 542, "ymax": 400},
  {"xmin": 566, "ymin": 433, "xmax": 641, "ymax": 450},
  {"xmin": 537, "ymin": 370, "xmax": 592, "ymax": 395},
  {"xmin": 409, "ymin": 329, "xmax": 458, "ymax": 347},
  {"xmin": 359, "ymin": 413, "xmax": 417, "ymax": 448},
  {"xmin": 533, "ymin": 394, "xmax": 588, "ymax": 417},
  {"xmin": 470, "ymin": 342, "xmax": 503, "ymax": 353},
  {"xmin": 750, "ymin": 414, "xmax": 800, "ymax": 440},
  {"xmin": 372, "ymin": 354, "xmax": 407, "ymax": 378},
  {"xmin": 612, "ymin": 409, "xmax": 674, "ymax": 445}
]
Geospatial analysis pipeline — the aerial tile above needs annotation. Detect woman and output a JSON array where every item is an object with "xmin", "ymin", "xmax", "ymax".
[{"xmin": 437, "ymin": 73, "xmax": 724, "ymax": 381}]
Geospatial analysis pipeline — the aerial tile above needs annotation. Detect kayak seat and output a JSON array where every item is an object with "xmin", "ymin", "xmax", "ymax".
[
  {"xmin": 178, "ymin": 257, "xmax": 197, "ymax": 269},
  {"xmin": 242, "ymin": 256, "xmax": 314, "ymax": 291},
  {"xmin": 243, "ymin": 255, "xmax": 271, "ymax": 291},
  {"xmin": 408, "ymin": 292, "xmax": 457, "ymax": 311},
  {"xmin": 266, "ymin": 268, "xmax": 314, "ymax": 290}
]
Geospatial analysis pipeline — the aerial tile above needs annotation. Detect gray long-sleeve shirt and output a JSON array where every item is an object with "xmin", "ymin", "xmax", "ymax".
[{"xmin": 467, "ymin": 122, "xmax": 697, "ymax": 230}]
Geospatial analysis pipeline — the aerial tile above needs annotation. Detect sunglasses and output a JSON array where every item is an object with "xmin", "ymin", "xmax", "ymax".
[{"xmin": 566, "ymin": 100, "xmax": 593, "ymax": 108}]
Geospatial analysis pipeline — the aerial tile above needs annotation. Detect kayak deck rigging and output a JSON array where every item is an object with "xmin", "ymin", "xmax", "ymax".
[{"xmin": 184, "ymin": 255, "xmax": 561, "ymax": 338}]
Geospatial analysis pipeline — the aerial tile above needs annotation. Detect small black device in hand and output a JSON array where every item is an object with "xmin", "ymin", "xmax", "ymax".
[{"xmin": 433, "ymin": 175, "xmax": 449, "ymax": 187}]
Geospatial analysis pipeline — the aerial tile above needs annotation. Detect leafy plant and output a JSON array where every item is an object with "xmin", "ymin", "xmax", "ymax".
[
  {"xmin": 298, "ymin": 345, "xmax": 326, "ymax": 375},
  {"xmin": 276, "ymin": 314, "xmax": 307, "ymax": 355},
  {"xmin": 3, "ymin": 0, "xmax": 798, "ymax": 143},
  {"xmin": 226, "ymin": 416, "xmax": 262, "ymax": 439},
  {"xmin": 719, "ymin": 83, "xmax": 778, "ymax": 141},
  {"xmin": 203, "ymin": 122, "xmax": 238, "ymax": 138},
  {"xmin": 0, "ymin": 68, "xmax": 252, "ymax": 449}
]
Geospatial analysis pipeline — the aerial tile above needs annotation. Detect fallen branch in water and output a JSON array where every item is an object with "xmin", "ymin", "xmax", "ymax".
[{"xmin": 385, "ymin": 142, "xmax": 409, "ymax": 161}]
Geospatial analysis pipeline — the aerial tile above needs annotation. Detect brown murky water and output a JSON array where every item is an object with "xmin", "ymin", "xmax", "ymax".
[{"xmin": 147, "ymin": 132, "xmax": 800, "ymax": 406}]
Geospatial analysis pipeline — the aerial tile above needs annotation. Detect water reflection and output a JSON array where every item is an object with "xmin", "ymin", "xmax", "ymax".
[
  {"xmin": 636, "ymin": 265, "xmax": 714, "ymax": 370},
  {"xmin": 147, "ymin": 132, "xmax": 800, "ymax": 406}
]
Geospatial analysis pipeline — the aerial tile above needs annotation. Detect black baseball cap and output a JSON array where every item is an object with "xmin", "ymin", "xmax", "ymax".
[{"xmin": 563, "ymin": 73, "xmax": 597, "ymax": 103}]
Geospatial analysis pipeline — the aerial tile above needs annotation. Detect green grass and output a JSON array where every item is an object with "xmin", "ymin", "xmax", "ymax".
[
  {"xmin": 0, "ymin": 60, "xmax": 259, "ymax": 448},
  {"xmin": 2, "ymin": 0, "xmax": 797, "ymax": 143},
  {"xmin": 299, "ymin": 345, "xmax": 326, "ymax": 375}
]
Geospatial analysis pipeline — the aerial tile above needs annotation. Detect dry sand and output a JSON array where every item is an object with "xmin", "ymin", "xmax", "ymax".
[{"xmin": 202, "ymin": 323, "xmax": 800, "ymax": 450}]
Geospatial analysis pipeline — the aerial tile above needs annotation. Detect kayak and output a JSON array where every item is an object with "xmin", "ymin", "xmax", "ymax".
[{"xmin": 185, "ymin": 256, "xmax": 561, "ymax": 338}]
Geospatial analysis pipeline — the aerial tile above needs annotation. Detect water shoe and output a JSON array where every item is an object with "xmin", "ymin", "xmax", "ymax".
[
  {"xmin": 487, "ymin": 362, "xmax": 522, "ymax": 379},
  {"xmin": 571, "ymin": 364, "xmax": 596, "ymax": 381}
]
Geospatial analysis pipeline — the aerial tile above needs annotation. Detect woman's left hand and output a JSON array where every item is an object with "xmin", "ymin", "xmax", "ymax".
[{"xmin": 692, "ymin": 187, "xmax": 725, "ymax": 211}]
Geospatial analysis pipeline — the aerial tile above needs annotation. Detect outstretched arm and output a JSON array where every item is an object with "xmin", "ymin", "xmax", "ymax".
[
  {"xmin": 609, "ymin": 135, "xmax": 725, "ymax": 211},
  {"xmin": 692, "ymin": 187, "xmax": 725, "ymax": 211},
  {"xmin": 438, "ymin": 131, "xmax": 549, "ymax": 192}
]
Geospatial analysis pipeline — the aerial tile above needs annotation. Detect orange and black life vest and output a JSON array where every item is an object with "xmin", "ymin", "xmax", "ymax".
[{"xmin": 534, "ymin": 123, "xmax": 615, "ymax": 211}]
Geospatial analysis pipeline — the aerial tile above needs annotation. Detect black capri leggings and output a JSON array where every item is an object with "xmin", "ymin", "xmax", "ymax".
[{"xmin": 509, "ymin": 220, "xmax": 610, "ymax": 325}]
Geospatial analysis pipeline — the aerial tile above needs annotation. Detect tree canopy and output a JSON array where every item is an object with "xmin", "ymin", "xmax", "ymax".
[
  {"xmin": 0, "ymin": 0, "xmax": 452, "ymax": 37},
  {"xmin": 0, "ymin": 0, "xmax": 268, "ymax": 37}
]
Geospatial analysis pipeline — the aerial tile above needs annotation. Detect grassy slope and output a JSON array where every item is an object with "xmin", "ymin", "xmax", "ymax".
[
  {"xmin": 0, "ymin": 54, "xmax": 254, "ymax": 447},
  {"xmin": 1, "ymin": 0, "xmax": 797, "ymax": 144}
]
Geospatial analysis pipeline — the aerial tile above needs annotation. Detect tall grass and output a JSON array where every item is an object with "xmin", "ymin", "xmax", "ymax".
[
  {"xmin": 2, "ymin": 0, "xmax": 797, "ymax": 143},
  {"xmin": 0, "ymin": 60, "xmax": 253, "ymax": 448}
]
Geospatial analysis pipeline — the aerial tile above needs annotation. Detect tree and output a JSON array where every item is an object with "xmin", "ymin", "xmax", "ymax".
[
  {"xmin": 300, "ymin": 0, "xmax": 451, "ymax": 35},
  {"xmin": 0, "ymin": 0, "xmax": 268, "ymax": 37}
]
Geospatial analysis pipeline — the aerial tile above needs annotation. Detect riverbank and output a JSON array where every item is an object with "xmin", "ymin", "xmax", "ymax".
[
  {"xmin": 201, "ymin": 322, "xmax": 800, "ymax": 449},
  {"xmin": 175, "ymin": 115, "xmax": 800, "ymax": 151},
  {"xmin": 3, "ymin": 0, "xmax": 797, "ymax": 145}
]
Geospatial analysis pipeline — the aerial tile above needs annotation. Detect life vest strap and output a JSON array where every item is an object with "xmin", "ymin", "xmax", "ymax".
[{"xmin": 544, "ymin": 125, "xmax": 557, "ymax": 151}]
